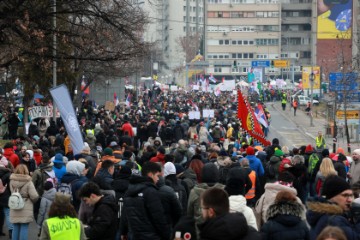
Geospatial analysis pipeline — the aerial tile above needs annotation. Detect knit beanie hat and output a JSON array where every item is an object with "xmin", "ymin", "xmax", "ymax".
[
  {"xmin": 44, "ymin": 181, "xmax": 54, "ymax": 191},
  {"xmin": 322, "ymin": 175, "xmax": 351, "ymax": 200},
  {"xmin": 246, "ymin": 146, "xmax": 255, "ymax": 156},
  {"xmin": 175, "ymin": 164, "xmax": 185, "ymax": 175},
  {"xmin": 274, "ymin": 149, "xmax": 284, "ymax": 157},
  {"xmin": 66, "ymin": 160, "xmax": 85, "ymax": 176},
  {"xmin": 305, "ymin": 144, "xmax": 314, "ymax": 153},
  {"xmin": 322, "ymin": 148, "xmax": 330, "ymax": 158},
  {"xmin": 103, "ymin": 147, "xmax": 113, "ymax": 156},
  {"xmin": 164, "ymin": 162, "xmax": 176, "ymax": 177},
  {"xmin": 173, "ymin": 216, "xmax": 197, "ymax": 240},
  {"xmin": 225, "ymin": 177, "xmax": 245, "ymax": 196}
]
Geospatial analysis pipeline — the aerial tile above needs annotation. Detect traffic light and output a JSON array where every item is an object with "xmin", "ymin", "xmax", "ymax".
[
  {"xmin": 270, "ymin": 60, "xmax": 274, "ymax": 67},
  {"xmin": 233, "ymin": 60, "xmax": 237, "ymax": 68}
]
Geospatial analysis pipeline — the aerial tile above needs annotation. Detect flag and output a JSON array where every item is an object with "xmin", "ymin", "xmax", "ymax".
[
  {"xmin": 209, "ymin": 74, "xmax": 217, "ymax": 83},
  {"xmin": 114, "ymin": 92, "xmax": 119, "ymax": 106},
  {"xmin": 237, "ymin": 90, "xmax": 270, "ymax": 146},
  {"xmin": 50, "ymin": 84, "xmax": 84, "ymax": 155},
  {"xmin": 222, "ymin": 77, "xmax": 225, "ymax": 83},
  {"xmin": 255, "ymin": 103, "xmax": 269, "ymax": 128},
  {"xmin": 125, "ymin": 93, "xmax": 131, "ymax": 107},
  {"xmin": 81, "ymin": 78, "xmax": 90, "ymax": 95},
  {"xmin": 188, "ymin": 100, "xmax": 199, "ymax": 111},
  {"xmin": 214, "ymin": 85, "xmax": 221, "ymax": 96}
]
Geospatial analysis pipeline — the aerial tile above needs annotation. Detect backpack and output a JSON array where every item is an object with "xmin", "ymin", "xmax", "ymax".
[
  {"xmin": 8, "ymin": 188, "xmax": 25, "ymax": 210},
  {"xmin": 308, "ymin": 153, "xmax": 320, "ymax": 176},
  {"xmin": 0, "ymin": 178, "xmax": 7, "ymax": 194},
  {"xmin": 166, "ymin": 179, "xmax": 188, "ymax": 214},
  {"xmin": 57, "ymin": 179, "xmax": 78, "ymax": 201},
  {"xmin": 265, "ymin": 161, "xmax": 276, "ymax": 179},
  {"xmin": 219, "ymin": 165, "xmax": 232, "ymax": 184}
]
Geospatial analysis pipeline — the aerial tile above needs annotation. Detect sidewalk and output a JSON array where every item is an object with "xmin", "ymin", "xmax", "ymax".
[{"xmin": 272, "ymin": 102, "xmax": 360, "ymax": 154}]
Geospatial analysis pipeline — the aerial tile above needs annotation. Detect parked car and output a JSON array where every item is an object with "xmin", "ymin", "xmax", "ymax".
[{"xmin": 295, "ymin": 95, "xmax": 319, "ymax": 106}]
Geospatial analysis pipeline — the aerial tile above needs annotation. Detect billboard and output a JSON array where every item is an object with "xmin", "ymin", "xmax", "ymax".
[
  {"xmin": 302, "ymin": 66, "xmax": 321, "ymax": 89},
  {"xmin": 317, "ymin": 0, "xmax": 353, "ymax": 39}
]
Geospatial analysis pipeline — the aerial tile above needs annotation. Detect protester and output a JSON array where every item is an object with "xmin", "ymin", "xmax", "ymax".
[
  {"xmin": 9, "ymin": 164, "xmax": 39, "ymax": 240},
  {"xmin": 39, "ymin": 192, "xmax": 87, "ymax": 240}
]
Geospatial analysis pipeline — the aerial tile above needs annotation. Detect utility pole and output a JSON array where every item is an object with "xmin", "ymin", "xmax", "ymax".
[{"xmin": 52, "ymin": 0, "xmax": 57, "ymax": 121}]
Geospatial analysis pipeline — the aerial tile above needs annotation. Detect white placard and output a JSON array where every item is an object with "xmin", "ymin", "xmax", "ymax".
[
  {"xmin": 28, "ymin": 106, "xmax": 60, "ymax": 119},
  {"xmin": 170, "ymin": 85, "xmax": 178, "ymax": 91},
  {"xmin": 192, "ymin": 85, "xmax": 200, "ymax": 91},
  {"xmin": 202, "ymin": 109, "xmax": 214, "ymax": 118},
  {"xmin": 189, "ymin": 111, "xmax": 201, "ymax": 119}
]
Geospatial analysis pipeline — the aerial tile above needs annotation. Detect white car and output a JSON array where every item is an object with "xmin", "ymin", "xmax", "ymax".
[{"xmin": 296, "ymin": 95, "xmax": 319, "ymax": 106}]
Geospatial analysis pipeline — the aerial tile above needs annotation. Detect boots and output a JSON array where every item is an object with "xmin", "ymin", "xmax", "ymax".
[{"xmin": 8, "ymin": 229, "xmax": 12, "ymax": 239}]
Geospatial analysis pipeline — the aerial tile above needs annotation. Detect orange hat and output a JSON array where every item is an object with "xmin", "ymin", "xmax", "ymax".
[
  {"xmin": 254, "ymin": 146, "xmax": 263, "ymax": 152},
  {"xmin": 336, "ymin": 147, "xmax": 345, "ymax": 155}
]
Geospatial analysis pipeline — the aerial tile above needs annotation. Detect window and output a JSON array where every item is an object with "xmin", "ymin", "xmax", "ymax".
[
  {"xmin": 237, "ymin": 40, "xmax": 242, "ymax": 44},
  {"xmin": 243, "ymin": 40, "xmax": 248, "ymax": 45},
  {"xmin": 214, "ymin": 67, "xmax": 222, "ymax": 72},
  {"xmin": 232, "ymin": 40, "xmax": 237, "ymax": 45},
  {"xmin": 249, "ymin": 53, "xmax": 254, "ymax": 58},
  {"xmin": 219, "ymin": 40, "xmax": 224, "ymax": 45},
  {"xmin": 232, "ymin": 53, "xmax": 237, "ymax": 58},
  {"xmin": 237, "ymin": 53, "xmax": 242, "ymax": 58},
  {"xmin": 219, "ymin": 55, "xmax": 224, "ymax": 59},
  {"xmin": 249, "ymin": 40, "xmax": 254, "ymax": 45},
  {"xmin": 183, "ymin": 16, "xmax": 186, "ymax": 22},
  {"xmin": 243, "ymin": 53, "xmax": 248, "ymax": 58},
  {"xmin": 224, "ymin": 40, "xmax": 229, "ymax": 45},
  {"xmin": 183, "ymin": 6, "xmax": 186, "ymax": 11}
]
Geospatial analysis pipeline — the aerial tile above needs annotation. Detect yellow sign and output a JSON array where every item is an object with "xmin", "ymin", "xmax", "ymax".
[
  {"xmin": 336, "ymin": 110, "xmax": 360, "ymax": 119},
  {"xmin": 302, "ymin": 66, "xmax": 320, "ymax": 89},
  {"xmin": 273, "ymin": 60, "xmax": 289, "ymax": 68},
  {"xmin": 152, "ymin": 74, "xmax": 158, "ymax": 80}
]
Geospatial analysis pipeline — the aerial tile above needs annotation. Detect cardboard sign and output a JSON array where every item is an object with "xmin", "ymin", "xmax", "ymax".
[
  {"xmin": 105, "ymin": 101, "xmax": 115, "ymax": 111},
  {"xmin": 189, "ymin": 111, "xmax": 201, "ymax": 119},
  {"xmin": 202, "ymin": 109, "xmax": 214, "ymax": 118},
  {"xmin": 28, "ymin": 106, "xmax": 60, "ymax": 119}
]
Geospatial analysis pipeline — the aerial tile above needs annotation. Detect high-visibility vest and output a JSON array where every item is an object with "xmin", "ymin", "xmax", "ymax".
[
  {"xmin": 47, "ymin": 216, "xmax": 81, "ymax": 240},
  {"xmin": 86, "ymin": 129, "xmax": 94, "ymax": 135},
  {"xmin": 245, "ymin": 170, "xmax": 256, "ymax": 200},
  {"xmin": 316, "ymin": 136, "xmax": 326, "ymax": 148}
]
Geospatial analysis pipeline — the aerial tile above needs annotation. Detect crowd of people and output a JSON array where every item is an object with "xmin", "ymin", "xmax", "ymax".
[{"xmin": 0, "ymin": 89, "xmax": 358, "ymax": 240}]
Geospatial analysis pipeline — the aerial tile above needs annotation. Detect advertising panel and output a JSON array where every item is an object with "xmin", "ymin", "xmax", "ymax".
[{"xmin": 302, "ymin": 66, "xmax": 321, "ymax": 89}]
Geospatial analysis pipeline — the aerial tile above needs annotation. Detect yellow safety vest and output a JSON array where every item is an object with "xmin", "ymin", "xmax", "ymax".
[
  {"xmin": 86, "ymin": 129, "xmax": 94, "ymax": 135},
  {"xmin": 47, "ymin": 216, "xmax": 81, "ymax": 240},
  {"xmin": 316, "ymin": 136, "xmax": 326, "ymax": 148},
  {"xmin": 245, "ymin": 170, "xmax": 256, "ymax": 200}
]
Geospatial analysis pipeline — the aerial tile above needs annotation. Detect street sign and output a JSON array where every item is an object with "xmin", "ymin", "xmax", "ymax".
[
  {"xmin": 251, "ymin": 60, "xmax": 270, "ymax": 67},
  {"xmin": 336, "ymin": 110, "xmax": 360, "ymax": 119},
  {"xmin": 329, "ymin": 72, "xmax": 357, "ymax": 82},
  {"xmin": 329, "ymin": 83, "xmax": 358, "ymax": 91},
  {"xmin": 273, "ymin": 60, "xmax": 289, "ymax": 67},
  {"xmin": 337, "ymin": 92, "xmax": 360, "ymax": 102}
]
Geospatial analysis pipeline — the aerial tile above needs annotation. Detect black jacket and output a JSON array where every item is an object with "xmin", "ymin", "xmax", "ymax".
[
  {"xmin": 112, "ymin": 174, "xmax": 130, "ymax": 201},
  {"xmin": 261, "ymin": 201, "xmax": 309, "ymax": 240},
  {"xmin": 198, "ymin": 212, "xmax": 249, "ymax": 240},
  {"xmin": 0, "ymin": 167, "xmax": 11, "ymax": 207},
  {"xmin": 157, "ymin": 177, "xmax": 182, "ymax": 227},
  {"xmin": 93, "ymin": 168, "xmax": 113, "ymax": 190},
  {"xmin": 85, "ymin": 194, "xmax": 118, "ymax": 240},
  {"xmin": 61, "ymin": 173, "xmax": 88, "ymax": 211},
  {"xmin": 121, "ymin": 175, "xmax": 170, "ymax": 240}
]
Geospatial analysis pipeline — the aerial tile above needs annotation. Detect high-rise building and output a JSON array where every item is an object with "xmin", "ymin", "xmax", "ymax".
[{"xmin": 142, "ymin": 0, "xmax": 205, "ymax": 85}]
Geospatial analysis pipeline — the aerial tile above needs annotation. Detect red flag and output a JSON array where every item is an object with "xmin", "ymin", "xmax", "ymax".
[
  {"xmin": 237, "ymin": 90, "xmax": 271, "ymax": 146},
  {"xmin": 81, "ymin": 79, "xmax": 90, "ymax": 95}
]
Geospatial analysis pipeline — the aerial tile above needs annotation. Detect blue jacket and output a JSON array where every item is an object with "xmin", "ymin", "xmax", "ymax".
[
  {"xmin": 243, "ymin": 155, "xmax": 264, "ymax": 177},
  {"xmin": 53, "ymin": 163, "xmax": 66, "ymax": 183},
  {"xmin": 306, "ymin": 197, "xmax": 360, "ymax": 240}
]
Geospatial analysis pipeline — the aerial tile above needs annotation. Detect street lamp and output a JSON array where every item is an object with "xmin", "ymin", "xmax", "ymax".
[{"xmin": 310, "ymin": 72, "xmax": 315, "ymax": 127}]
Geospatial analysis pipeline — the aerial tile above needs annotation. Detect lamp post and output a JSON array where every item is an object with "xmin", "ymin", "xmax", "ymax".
[
  {"xmin": 52, "ymin": 0, "xmax": 57, "ymax": 121},
  {"xmin": 310, "ymin": 72, "xmax": 315, "ymax": 127}
]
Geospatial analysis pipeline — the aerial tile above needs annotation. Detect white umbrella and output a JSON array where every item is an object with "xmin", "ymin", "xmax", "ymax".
[
  {"xmin": 125, "ymin": 85, "xmax": 134, "ymax": 89},
  {"xmin": 237, "ymin": 80, "xmax": 249, "ymax": 87}
]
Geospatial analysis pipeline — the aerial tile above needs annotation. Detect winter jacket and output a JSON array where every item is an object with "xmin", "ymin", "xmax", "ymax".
[
  {"xmin": 85, "ymin": 194, "xmax": 117, "ymax": 240},
  {"xmin": 112, "ymin": 173, "xmax": 130, "ymax": 201},
  {"xmin": 165, "ymin": 174, "xmax": 188, "ymax": 215},
  {"xmin": 53, "ymin": 162, "xmax": 66, "ymax": 183},
  {"xmin": 93, "ymin": 168, "xmax": 114, "ymax": 190},
  {"xmin": 245, "ymin": 155, "xmax": 265, "ymax": 177},
  {"xmin": 61, "ymin": 173, "xmax": 88, "ymax": 211},
  {"xmin": 187, "ymin": 182, "xmax": 224, "ymax": 226},
  {"xmin": 229, "ymin": 195, "xmax": 258, "ymax": 230},
  {"xmin": 198, "ymin": 212, "xmax": 249, "ymax": 240},
  {"xmin": 349, "ymin": 160, "xmax": 360, "ymax": 185},
  {"xmin": 121, "ymin": 175, "xmax": 170, "ymax": 240},
  {"xmin": 9, "ymin": 173, "xmax": 39, "ymax": 223},
  {"xmin": 20, "ymin": 158, "xmax": 37, "ymax": 174},
  {"xmin": 85, "ymin": 132, "xmax": 96, "ymax": 149},
  {"xmin": 173, "ymin": 146, "xmax": 193, "ymax": 166},
  {"xmin": 261, "ymin": 201, "xmax": 309, "ymax": 240},
  {"xmin": 3, "ymin": 147, "xmax": 20, "ymax": 168},
  {"xmin": 0, "ymin": 167, "xmax": 12, "ymax": 207},
  {"xmin": 307, "ymin": 197, "xmax": 360, "ymax": 240},
  {"xmin": 157, "ymin": 177, "xmax": 182, "ymax": 227},
  {"xmin": 255, "ymin": 182, "xmax": 305, "ymax": 224},
  {"xmin": 150, "ymin": 153, "xmax": 166, "ymax": 165},
  {"xmin": 32, "ymin": 163, "xmax": 56, "ymax": 196},
  {"xmin": 37, "ymin": 188, "xmax": 56, "ymax": 227}
]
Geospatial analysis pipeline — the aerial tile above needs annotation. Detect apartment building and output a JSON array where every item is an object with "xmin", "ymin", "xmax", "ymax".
[{"xmin": 142, "ymin": 0, "xmax": 204, "ymax": 85}]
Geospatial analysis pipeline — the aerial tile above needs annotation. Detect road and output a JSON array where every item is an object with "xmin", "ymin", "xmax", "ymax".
[{"xmin": 267, "ymin": 102, "xmax": 313, "ymax": 149}]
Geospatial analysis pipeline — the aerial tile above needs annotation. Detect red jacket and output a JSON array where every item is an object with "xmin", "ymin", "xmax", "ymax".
[
  {"xmin": 150, "ymin": 153, "xmax": 166, "ymax": 165},
  {"xmin": 122, "ymin": 122, "xmax": 134, "ymax": 137},
  {"xmin": 3, "ymin": 147, "xmax": 20, "ymax": 168}
]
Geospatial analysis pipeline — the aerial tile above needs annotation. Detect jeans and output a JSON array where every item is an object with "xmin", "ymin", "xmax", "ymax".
[
  {"xmin": 12, "ymin": 223, "xmax": 28, "ymax": 240},
  {"xmin": 3, "ymin": 207, "xmax": 13, "ymax": 231}
]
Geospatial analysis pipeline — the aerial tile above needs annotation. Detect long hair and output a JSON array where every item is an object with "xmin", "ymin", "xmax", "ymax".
[
  {"xmin": 316, "ymin": 226, "xmax": 347, "ymax": 240},
  {"xmin": 320, "ymin": 157, "xmax": 337, "ymax": 177},
  {"xmin": 189, "ymin": 159, "xmax": 204, "ymax": 183},
  {"xmin": 14, "ymin": 164, "xmax": 29, "ymax": 175}
]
